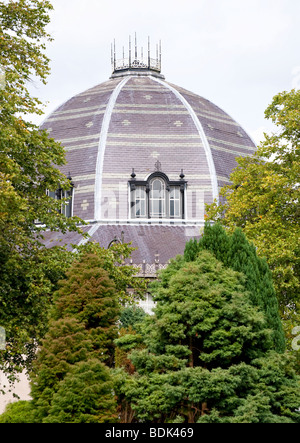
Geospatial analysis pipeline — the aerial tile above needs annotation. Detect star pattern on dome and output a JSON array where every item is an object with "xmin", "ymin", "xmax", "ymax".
[
  {"xmin": 40, "ymin": 72, "xmax": 256, "ymax": 229},
  {"xmin": 151, "ymin": 151, "xmax": 160, "ymax": 159},
  {"xmin": 174, "ymin": 120, "xmax": 183, "ymax": 127},
  {"xmin": 81, "ymin": 200, "xmax": 89, "ymax": 211}
]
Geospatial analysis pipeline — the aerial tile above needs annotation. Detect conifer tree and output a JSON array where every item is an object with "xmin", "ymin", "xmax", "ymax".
[
  {"xmin": 30, "ymin": 252, "xmax": 120, "ymax": 421},
  {"xmin": 184, "ymin": 223, "xmax": 285, "ymax": 352},
  {"xmin": 228, "ymin": 228, "xmax": 285, "ymax": 352},
  {"xmin": 44, "ymin": 360, "xmax": 118, "ymax": 423},
  {"xmin": 51, "ymin": 252, "xmax": 120, "ymax": 366},
  {"xmin": 115, "ymin": 251, "xmax": 300, "ymax": 423},
  {"xmin": 30, "ymin": 318, "xmax": 94, "ymax": 421}
]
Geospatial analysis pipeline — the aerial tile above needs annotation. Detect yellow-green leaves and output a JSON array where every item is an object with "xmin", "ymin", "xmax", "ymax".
[{"xmin": 206, "ymin": 89, "xmax": 300, "ymax": 316}]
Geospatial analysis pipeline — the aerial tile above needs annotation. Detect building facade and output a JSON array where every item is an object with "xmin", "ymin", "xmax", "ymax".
[{"xmin": 41, "ymin": 38, "xmax": 256, "ymax": 273}]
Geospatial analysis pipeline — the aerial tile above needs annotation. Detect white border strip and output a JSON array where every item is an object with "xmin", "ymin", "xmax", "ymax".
[
  {"xmin": 94, "ymin": 76, "xmax": 130, "ymax": 220},
  {"xmin": 72, "ymin": 222, "xmax": 101, "ymax": 252},
  {"xmin": 152, "ymin": 77, "xmax": 219, "ymax": 203}
]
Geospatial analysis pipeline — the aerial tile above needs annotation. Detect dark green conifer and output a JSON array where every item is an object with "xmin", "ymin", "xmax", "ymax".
[
  {"xmin": 184, "ymin": 223, "xmax": 285, "ymax": 352},
  {"xmin": 44, "ymin": 360, "xmax": 118, "ymax": 423},
  {"xmin": 115, "ymin": 251, "xmax": 300, "ymax": 423},
  {"xmin": 51, "ymin": 252, "xmax": 120, "ymax": 365},
  {"xmin": 30, "ymin": 252, "xmax": 120, "ymax": 422}
]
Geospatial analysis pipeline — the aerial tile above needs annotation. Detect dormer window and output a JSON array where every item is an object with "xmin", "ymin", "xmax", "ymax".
[
  {"xmin": 135, "ymin": 186, "xmax": 147, "ymax": 218},
  {"xmin": 150, "ymin": 178, "xmax": 166, "ymax": 218},
  {"xmin": 46, "ymin": 174, "xmax": 74, "ymax": 218},
  {"xmin": 129, "ymin": 168, "xmax": 187, "ymax": 220}
]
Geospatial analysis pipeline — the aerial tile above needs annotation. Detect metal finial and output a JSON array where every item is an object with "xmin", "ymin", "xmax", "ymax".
[
  {"xmin": 111, "ymin": 36, "xmax": 163, "ymax": 75},
  {"xmin": 113, "ymin": 39, "xmax": 116, "ymax": 71},
  {"xmin": 159, "ymin": 40, "xmax": 162, "ymax": 69},
  {"xmin": 154, "ymin": 160, "xmax": 162, "ymax": 172},
  {"xmin": 129, "ymin": 35, "xmax": 131, "ymax": 67},
  {"xmin": 148, "ymin": 36, "xmax": 151, "ymax": 69}
]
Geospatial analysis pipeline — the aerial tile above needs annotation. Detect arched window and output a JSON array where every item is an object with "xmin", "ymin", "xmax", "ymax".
[
  {"xmin": 129, "ymin": 170, "xmax": 187, "ymax": 220},
  {"xmin": 150, "ymin": 178, "xmax": 166, "ymax": 218}
]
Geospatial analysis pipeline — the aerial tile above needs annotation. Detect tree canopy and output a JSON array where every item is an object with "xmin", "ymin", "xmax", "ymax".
[
  {"xmin": 184, "ymin": 223, "xmax": 285, "ymax": 353},
  {"xmin": 206, "ymin": 89, "xmax": 300, "ymax": 318},
  {"xmin": 115, "ymin": 251, "xmax": 300, "ymax": 423},
  {"xmin": 29, "ymin": 252, "xmax": 122, "ymax": 422},
  {"xmin": 0, "ymin": 0, "xmax": 84, "ymax": 380}
]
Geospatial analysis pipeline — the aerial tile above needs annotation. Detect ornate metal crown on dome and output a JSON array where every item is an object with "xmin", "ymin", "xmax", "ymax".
[{"xmin": 111, "ymin": 34, "xmax": 164, "ymax": 79}]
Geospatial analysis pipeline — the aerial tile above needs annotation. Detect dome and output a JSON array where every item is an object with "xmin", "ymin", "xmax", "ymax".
[{"xmin": 41, "ymin": 42, "xmax": 256, "ymax": 272}]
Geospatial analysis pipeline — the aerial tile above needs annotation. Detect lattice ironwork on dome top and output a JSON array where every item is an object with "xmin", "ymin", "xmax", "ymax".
[{"xmin": 111, "ymin": 34, "xmax": 162, "ymax": 75}]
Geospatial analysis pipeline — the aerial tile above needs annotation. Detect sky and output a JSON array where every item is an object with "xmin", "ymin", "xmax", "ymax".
[{"xmin": 29, "ymin": 0, "xmax": 300, "ymax": 145}]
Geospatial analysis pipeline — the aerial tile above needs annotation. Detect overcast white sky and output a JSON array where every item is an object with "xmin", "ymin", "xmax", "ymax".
[{"xmin": 30, "ymin": 0, "xmax": 300, "ymax": 145}]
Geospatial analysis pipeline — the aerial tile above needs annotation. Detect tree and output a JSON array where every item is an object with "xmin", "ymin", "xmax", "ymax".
[
  {"xmin": 30, "ymin": 317, "xmax": 95, "ymax": 421},
  {"xmin": 115, "ymin": 251, "xmax": 300, "ymax": 423},
  {"xmin": 0, "ymin": 0, "xmax": 83, "ymax": 380},
  {"xmin": 0, "ymin": 401, "xmax": 36, "ymax": 423},
  {"xmin": 29, "ymin": 251, "xmax": 130, "ymax": 421},
  {"xmin": 74, "ymin": 241, "xmax": 146, "ymax": 306},
  {"xmin": 184, "ymin": 223, "xmax": 285, "ymax": 352},
  {"xmin": 119, "ymin": 306, "xmax": 148, "ymax": 330},
  {"xmin": 44, "ymin": 360, "xmax": 118, "ymax": 423},
  {"xmin": 50, "ymin": 252, "xmax": 120, "ymax": 367},
  {"xmin": 206, "ymin": 89, "xmax": 300, "ymax": 316}
]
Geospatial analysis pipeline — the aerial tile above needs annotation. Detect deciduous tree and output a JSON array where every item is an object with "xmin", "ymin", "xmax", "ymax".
[
  {"xmin": 0, "ymin": 0, "xmax": 83, "ymax": 379},
  {"xmin": 206, "ymin": 89, "xmax": 300, "ymax": 317}
]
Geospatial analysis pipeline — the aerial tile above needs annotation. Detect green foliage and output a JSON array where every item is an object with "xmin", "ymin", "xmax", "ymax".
[
  {"xmin": 0, "ymin": 401, "xmax": 36, "ymax": 423},
  {"xmin": 30, "ymin": 317, "xmax": 94, "ymax": 421},
  {"xmin": 44, "ymin": 360, "xmax": 118, "ymax": 423},
  {"xmin": 0, "ymin": 0, "xmax": 54, "ymax": 115},
  {"xmin": 119, "ymin": 306, "xmax": 148, "ymax": 329},
  {"xmin": 0, "ymin": 0, "xmax": 84, "ymax": 380},
  {"xmin": 0, "ymin": 245, "xmax": 74, "ymax": 382},
  {"xmin": 29, "ymin": 252, "xmax": 122, "ymax": 421},
  {"xmin": 74, "ymin": 241, "xmax": 146, "ymax": 305},
  {"xmin": 184, "ymin": 223, "xmax": 285, "ymax": 352},
  {"xmin": 115, "ymin": 251, "xmax": 300, "ymax": 423},
  {"xmin": 206, "ymin": 89, "xmax": 300, "ymax": 316},
  {"xmin": 51, "ymin": 253, "xmax": 120, "ymax": 365},
  {"xmin": 150, "ymin": 251, "xmax": 272, "ymax": 369}
]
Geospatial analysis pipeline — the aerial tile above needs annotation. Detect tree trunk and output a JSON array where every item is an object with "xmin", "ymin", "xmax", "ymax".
[{"xmin": 201, "ymin": 402, "xmax": 208, "ymax": 416}]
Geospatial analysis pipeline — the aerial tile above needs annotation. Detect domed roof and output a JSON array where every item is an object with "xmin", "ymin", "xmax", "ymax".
[{"xmin": 41, "ymin": 50, "xmax": 256, "ymax": 269}]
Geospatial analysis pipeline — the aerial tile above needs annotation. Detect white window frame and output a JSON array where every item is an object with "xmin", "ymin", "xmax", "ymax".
[
  {"xmin": 150, "ymin": 178, "xmax": 166, "ymax": 218},
  {"xmin": 169, "ymin": 187, "xmax": 181, "ymax": 218},
  {"xmin": 134, "ymin": 186, "xmax": 147, "ymax": 218}
]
